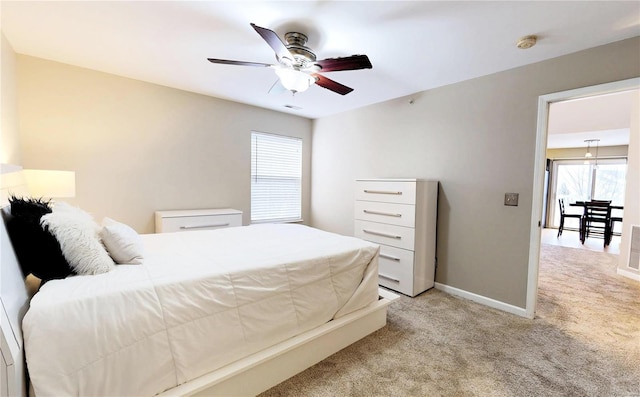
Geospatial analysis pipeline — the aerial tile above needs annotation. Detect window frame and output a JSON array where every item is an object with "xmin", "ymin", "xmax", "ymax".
[{"xmin": 250, "ymin": 131, "xmax": 303, "ymax": 224}]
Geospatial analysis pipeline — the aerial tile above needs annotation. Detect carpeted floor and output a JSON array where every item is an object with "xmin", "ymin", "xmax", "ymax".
[{"xmin": 260, "ymin": 244, "xmax": 640, "ymax": 397}]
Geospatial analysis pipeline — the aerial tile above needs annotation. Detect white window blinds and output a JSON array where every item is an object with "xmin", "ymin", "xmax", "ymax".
[{"xmin": 251, "ymin": 132, "xmax": 302, "ymax": 223}]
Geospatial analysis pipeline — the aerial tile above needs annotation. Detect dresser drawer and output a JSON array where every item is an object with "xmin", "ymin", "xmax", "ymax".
[
  {"xmin": 354, "ymin": 200, "xmax": 415, "ymax": 228},
  {"xmin": 155, "ymin": 209, "xmax": 242, "ymax": 233},
  {"xmin": 377, "ymin": 245, "xmax": 415, "ymax": 296},
  {"xmin": 355, "ymin": 180, "xmax": 416, "ymax": 205},
  {"xmin": 354, "ymin": 220, "xmax": 415, "ymax": 250}
]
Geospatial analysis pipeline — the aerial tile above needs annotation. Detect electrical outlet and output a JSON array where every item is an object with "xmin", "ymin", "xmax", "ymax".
[{"xmin": 505, "ymin": 193, "xmax": 519, "ymax": 206}]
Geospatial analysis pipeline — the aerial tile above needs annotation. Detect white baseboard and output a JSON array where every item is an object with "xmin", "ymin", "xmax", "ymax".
[
  {"xmin": 617, "ymin": 268, "xmax": 640, "ymax": 281},
  {"xmin": 434, "ymin": 282, "xmax": 529, "ymax": 318}
]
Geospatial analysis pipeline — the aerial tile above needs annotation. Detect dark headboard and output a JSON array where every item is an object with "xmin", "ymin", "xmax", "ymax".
[{"xmin": 1, "ymin": 206, "xmax": 29, "ymax": 397}]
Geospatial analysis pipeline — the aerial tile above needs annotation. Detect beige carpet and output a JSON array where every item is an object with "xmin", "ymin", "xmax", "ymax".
[{"xmin": 260, "ymin": 244, "xmax": 640, "ymax": 397}]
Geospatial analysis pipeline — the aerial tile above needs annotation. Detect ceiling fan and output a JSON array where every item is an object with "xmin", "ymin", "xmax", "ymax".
[{"xmin": 207, "ymin": 23, "xmax": 372, "ymax": 95}]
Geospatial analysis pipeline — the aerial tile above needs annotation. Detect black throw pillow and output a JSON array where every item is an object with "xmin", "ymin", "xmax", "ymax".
[{"xmin": 6, "ymin": 196, "xmax": 74, "ymax": 281}]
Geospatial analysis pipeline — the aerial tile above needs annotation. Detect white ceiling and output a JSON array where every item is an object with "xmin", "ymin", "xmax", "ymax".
[
  {"xmin": 547, "ymin": 89, "xmax": 637, "ymax": 149},
  {"xmin": 1, "ymin": 1, "xmax": 640, "ymax": 118},
  {"xmin": 1, "ymin": 1, "xmax": 639, "ymax": 123}
]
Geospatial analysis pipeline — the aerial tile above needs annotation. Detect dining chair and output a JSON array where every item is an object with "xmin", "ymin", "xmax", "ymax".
[
  {"xmin": 557, "ymin": 198, "xmax": 582, "ymax": 238},
  {"xmin": 580, "ymin": 201, "xmax": 612, "ymax": 246},
  {"xmin": 610, "ymin": 207, "xmax": 623, "ymax": 237}
]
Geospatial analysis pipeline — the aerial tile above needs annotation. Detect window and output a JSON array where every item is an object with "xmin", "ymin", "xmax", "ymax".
[
  {"xmin": 251, "ymin": 131, "xmax": 302, "ymax": 223},
  {"xmin": 549, "ymin": 158, "xmax": 627, "ymax": 232}
]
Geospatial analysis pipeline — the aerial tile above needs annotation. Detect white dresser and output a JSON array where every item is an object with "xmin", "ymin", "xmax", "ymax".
[
  {"xmin": 155, "ymin": 208, "xmax": 242, "ymax": 233},
  {"xmin": 354, "ymin": 179, "xmax": 438, "ymax": 297}
]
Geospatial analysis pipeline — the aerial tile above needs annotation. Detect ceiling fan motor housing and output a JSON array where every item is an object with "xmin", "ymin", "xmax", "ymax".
[{"xmin": 284, "ymin": 31, "xmax": 316, "ymax": 65}]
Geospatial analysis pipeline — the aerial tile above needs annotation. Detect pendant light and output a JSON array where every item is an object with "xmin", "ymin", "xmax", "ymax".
[{"xmin": 584, "ymin": 139, "xmax": 600, "ymax": 167}]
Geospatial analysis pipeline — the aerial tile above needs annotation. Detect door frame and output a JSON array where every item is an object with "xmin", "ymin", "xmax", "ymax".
[{"xmin": 526, "ymin": 77, "xmax": 640, "ymax": 319}]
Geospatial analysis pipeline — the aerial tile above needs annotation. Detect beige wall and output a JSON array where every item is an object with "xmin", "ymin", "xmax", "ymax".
[
  {"xmin": 311, "ymin": 37, "xmax": 640, "ymax": 308},
  {"xmin": 11, "ymin": 35, "xmax": 640, "ymax": 307},
  {"xmin": 546, "ymin": 145, "xmax": 628, "ymax": 159},
  {"xmin": 619, "ymin": 90, "xmax": 640, "ymax": 276},
  {"xmin": 16, "ymin": 56, "xmax": 312, "ymax": 233},
  {"xmin": 1, "ymin": 32, "xmax": 20, "ymax": 164}
]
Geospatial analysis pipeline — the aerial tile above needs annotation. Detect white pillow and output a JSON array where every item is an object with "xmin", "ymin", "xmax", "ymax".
[
  {"xmin": 41, "ymin": 202, "xmax": 115, "ymax": 275},
  {"xmin": 99, "ymin": 217, "xmax": 144, "ymax": 264}
]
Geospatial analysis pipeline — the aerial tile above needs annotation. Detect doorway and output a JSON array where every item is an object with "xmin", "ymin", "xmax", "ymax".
[{"xmin": 526, "ymin": 77, "xmax": 640, "ymax": 319}]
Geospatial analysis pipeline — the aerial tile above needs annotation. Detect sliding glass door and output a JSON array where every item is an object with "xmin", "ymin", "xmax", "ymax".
[{"xmin": 549, "ymin": 158, "xmax": 627, "ymax": 232}]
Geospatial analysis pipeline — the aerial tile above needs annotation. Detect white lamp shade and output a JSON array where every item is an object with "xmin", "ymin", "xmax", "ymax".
[
  {"xmin": 23, "ymin": 170, "xmax": 76, "ymax": 198},
  {"xmin": 0, "ymin": 165, "xmax": 29, "ymax": 206},
  {"xmin": 275, "ymin": 68, "xmax": 315, "ymax": 93}
]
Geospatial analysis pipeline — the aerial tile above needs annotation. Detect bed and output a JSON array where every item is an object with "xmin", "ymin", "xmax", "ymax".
[{"xmin": 1, "ymin": 203, "xmax": 396, "ymax": 396}]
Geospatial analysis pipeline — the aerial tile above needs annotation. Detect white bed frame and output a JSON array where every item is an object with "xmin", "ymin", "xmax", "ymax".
[{"xmin": 0, "ymin": 203, "xmax": 397, "ymax": 396}]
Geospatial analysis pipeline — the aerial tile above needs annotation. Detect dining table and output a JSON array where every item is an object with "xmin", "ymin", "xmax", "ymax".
[
  {"xmin": 570, "ymin": 201, "xmax": 624, "ymax": 210},
  {"xmin": 569, "ymin": 201, "xmax": 624, "ymax": 243}
]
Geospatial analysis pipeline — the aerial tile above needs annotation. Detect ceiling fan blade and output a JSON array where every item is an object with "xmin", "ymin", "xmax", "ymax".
[
  {"xmin": 314, "ymin": 55, "xmax": 372, "ymax": 72},
  {"xmin": 250, "ymin": 23, "xmax": 292, "ymax": 62},
  {"xmin": 313, "ymin": 74, "xmax": 354, "ymax": 95},
  {"xmin": 207, "ymin": 58, "xmax": 273, "ymax": 68}
]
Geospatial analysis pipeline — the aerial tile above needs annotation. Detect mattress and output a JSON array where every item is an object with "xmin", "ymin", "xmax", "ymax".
[{"xmin": 23, "ymin": 223, "xmax": 379, "ymax": 396}]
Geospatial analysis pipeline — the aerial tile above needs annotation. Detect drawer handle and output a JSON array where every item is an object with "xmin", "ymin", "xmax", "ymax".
[
  {"xmin": 379, "ymin": 273, "xmax": 400, "ymax": 283},
  {"xmin": 380, "ymin": 253, "xmax": 401, "ymax": 262},
  {"xmin": 180, "ymin": 223, "xmax": 230, "ymax": 230},
  {"xmin": 363, "ymin": 229, "xmax": 401, "ymax": 239},
  {"xmin": 363, "ymin": 189, "xmax": 403, "ymax": 195},
  {"xmin": 363, "ymin": 210, "xmax": 402, "ymax": 217}
]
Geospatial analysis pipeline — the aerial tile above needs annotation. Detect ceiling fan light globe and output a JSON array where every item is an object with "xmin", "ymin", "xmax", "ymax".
[{"xmin": 275, "ymin": 68, "xmax": 315, "ymax": 93}]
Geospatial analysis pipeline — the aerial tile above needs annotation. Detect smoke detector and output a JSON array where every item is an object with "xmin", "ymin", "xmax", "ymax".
[{"xmin": 516, "ymin": 35, "xmax": 537, "ymax": 49}]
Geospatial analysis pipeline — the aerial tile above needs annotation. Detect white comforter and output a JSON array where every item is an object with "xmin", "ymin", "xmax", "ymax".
[{"xmin": 23, "ymin": 224, "xmax": 379, "ymax": 396}]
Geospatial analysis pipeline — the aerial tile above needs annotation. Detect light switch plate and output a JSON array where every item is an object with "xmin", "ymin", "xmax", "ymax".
[{"xmin": 505, "ymin": 193, "xmax": 519, "ymax": 206}]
